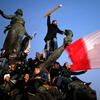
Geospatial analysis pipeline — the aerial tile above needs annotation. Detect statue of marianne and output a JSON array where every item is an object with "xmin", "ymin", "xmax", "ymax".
[{"xmin": 0, "ymin": 9, "xmax": 32, "ymax": 54}]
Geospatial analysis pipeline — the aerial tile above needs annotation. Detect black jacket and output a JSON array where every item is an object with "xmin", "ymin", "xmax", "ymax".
[
  {"xmin": 44, "ymin": 16, "xmax": 63, "ymax": 42},
  {"xmin": 31, "ymin": 71, "xmax": 48, "ymax": 84}
]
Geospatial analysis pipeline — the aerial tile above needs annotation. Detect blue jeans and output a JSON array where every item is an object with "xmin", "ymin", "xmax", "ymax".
[
  {"xmin": 46, "ymin": 38, "xmax": 58, "ymax": 57},
  {"xmin": 55, "ymin": 76, "xmax": 72, "ymax": 88}
]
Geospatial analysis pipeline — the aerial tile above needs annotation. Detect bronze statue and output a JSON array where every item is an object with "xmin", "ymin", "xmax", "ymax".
[{"xmin": 0, "ymin": 9, "xmax": 32, "ymax": 54}]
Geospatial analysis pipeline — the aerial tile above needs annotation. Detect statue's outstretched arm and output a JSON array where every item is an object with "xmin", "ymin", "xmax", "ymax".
[
  {"xmin": 25, "ymin": 32, "xmax": 32, "ymax": 40},
  {"xmin": 0, "ymin": 9, "xmax": 14, "ymax": 19}
]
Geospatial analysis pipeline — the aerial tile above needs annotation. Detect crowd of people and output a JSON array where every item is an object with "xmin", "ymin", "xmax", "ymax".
[
  {"xmin": 0, "ymin": 9, "xmax": 86, "ymax": 100},
  {"xmin": 0, "ymin": 48, "xmax": 86, "ymax": 100}
]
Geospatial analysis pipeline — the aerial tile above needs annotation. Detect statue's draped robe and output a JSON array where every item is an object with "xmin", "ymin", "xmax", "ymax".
[
  {"xmin": 3, "ymin": 16, "xmax": 27, "ymax": 54},
  {"xmin": 0, "ymin": 12, "xmax": 31, "ymax": 54}
]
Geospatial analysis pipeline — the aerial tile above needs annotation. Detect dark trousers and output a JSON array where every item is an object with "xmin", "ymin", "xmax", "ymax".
[{"xmin": 55, "ymin": 76, "xmax": 72, "ymax": 88}]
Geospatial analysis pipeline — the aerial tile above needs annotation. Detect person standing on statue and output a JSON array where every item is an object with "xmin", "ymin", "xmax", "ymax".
[
  {"xmin": 0, "ymin": 9, "xmax": 32, "ymax": 55},
  {"xmin": 44, "ymin": 15, "xmax": 65, "ymax": 59}
]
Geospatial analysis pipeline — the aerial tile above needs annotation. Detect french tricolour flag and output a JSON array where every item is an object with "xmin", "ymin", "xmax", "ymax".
[{"xmin": 65, "ymin": 30, "xmax": 100, "ymax": 71}]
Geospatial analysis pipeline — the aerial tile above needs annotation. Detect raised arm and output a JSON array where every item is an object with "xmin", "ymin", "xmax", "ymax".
[
  {"xmin": 0, "ymin": 9, "xmax": 14, "ymax": 19},
  {"xmin": 47, "ymin": 15, "xmax": 51, "ymax": 26},
  {"xmin": 25, "ymin": 32, "xmax": 32, "ymax": 40},
  {"xmin": 71, "ymin": 71, "xmax": 86, "ymax": 75}
]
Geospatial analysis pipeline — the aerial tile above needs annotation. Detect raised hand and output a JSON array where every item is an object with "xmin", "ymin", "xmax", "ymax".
[{"xmin": 48, "ymin": 13, "xmax": 51, "ymax": 16}]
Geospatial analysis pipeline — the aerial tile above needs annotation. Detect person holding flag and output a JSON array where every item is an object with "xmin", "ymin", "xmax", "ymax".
[{"xmin": 54, "ymin": 62, "xmax": 86, "ymax": 90}]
